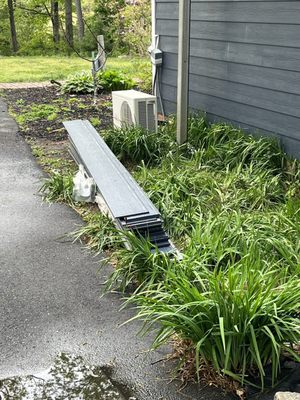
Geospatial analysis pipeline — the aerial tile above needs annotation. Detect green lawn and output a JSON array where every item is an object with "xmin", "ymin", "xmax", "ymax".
[{"xmin": 0, "ymin": 56, "xmax": 150, "ymax": 83}]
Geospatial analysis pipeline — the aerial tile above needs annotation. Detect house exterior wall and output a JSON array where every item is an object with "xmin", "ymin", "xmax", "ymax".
[{"xmin": 155, "ymin": 0, "xmax": 300, "ymax": 157}]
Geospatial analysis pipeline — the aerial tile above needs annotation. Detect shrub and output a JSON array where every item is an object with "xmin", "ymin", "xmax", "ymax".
[
  {"xmin": 62, "ymin": 71, "xmax": 94, "ymax": 94},
  {"xmin": 62, "ymin": 69, "xmax": 135, "ymax": 94},
  {"xmin": 92, "ymin": 0, "xmax": 126, "ymax": 54},
  {"xmin": 133, "ymin": 60, "xmax": 152, "ymax": 92},
  {"xmin": 97, "ymin": 70, "xmax": 134, "ymax": 91}
]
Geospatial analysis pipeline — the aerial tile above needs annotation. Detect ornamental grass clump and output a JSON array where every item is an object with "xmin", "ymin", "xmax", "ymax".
[
  {"xmin": 102, "ymin": 125, "xmax": 176, "ymax": 165},
  {"xmin": 105, "ymin": 231, "xmax": 173, "ymax": 292},
  {"xmin": 188, "ymin": 118, "xmax": 283, "ymax": 173},
  {"xmin": 128, "ymin": 261, "xmax": 300, "ymax": 389},
  {"xmin": 70, "ymin": 211, "xmax": 122, "ymax": 254},
  {"xmin": 134, "ymin": 160, "xmax": 285, "ymax": 238},
  {"xmin": 184, "ymin": 212, "xmax": 300, "ymax": 277},
  {"xmin": 39, "ymin": 171, "xmax": 74, "ymax": 204}
]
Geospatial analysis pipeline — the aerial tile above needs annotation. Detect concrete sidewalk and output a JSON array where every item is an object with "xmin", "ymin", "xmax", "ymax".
[{"xmin": 0, "ymin": 98, "xmax": 228, "ymax": 399}]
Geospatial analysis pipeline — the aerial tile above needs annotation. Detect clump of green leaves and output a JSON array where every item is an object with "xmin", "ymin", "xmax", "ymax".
[
  {"xmin": 128, "ymin": 259, "xmax": 300, "ymax": 389},
  {"xmin": 39, "ymin": 171, "xmax": 74, "ymax": 204},
  {"xmin": 61, "ymin": 69, "xmax": 134, "ymax": 94},
  {"xmin": 62, "ymin": 71, "xmax": 94, "ymax": 94},
  {"xmin": 105, "ymin": 231, "xmax": 173, "ymax": 291},
  {"xmin": 71, "ymin": 211, "xmax": 121, "ymax": 254},
  {"xmin": 97, "ymin": 70, "xmax": 135, "ymax": 91},
  {"xmin": 103, "ymin": 125, "xmax": 175, "ymax": 165}
]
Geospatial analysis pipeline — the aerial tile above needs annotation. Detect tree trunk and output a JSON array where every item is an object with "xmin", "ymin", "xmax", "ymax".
[
  {"xmin": 64, "ymin": 0, "xmax": 73, "ymax": 50},
  {"xmin": 51, "ymin": 0, "xmax": 60, "ymax": 46},
  {"xmin": 7, "ymin": 0, "xmax": 18, "ymax": 53},
  {"xmin": 74, "ymin": 0, "xmax": 84, "ymax": 40}
]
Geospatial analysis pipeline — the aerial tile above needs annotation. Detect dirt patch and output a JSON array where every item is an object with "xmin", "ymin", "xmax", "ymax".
[
  {"xmin": 0, "ymin": 86, "xmax": 113, "ymax": 174},
  {"xmin": 1, "ymin": 86, "xmax": 113, "ymax": 142}
]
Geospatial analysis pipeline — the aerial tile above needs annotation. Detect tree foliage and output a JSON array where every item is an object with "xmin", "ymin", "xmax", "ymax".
[
  {"xmin": 0, "ymin": 0, "xmax": 151, "ymax": 56},
  {"xmin": 0, "ymin": 1, "xmax": 11, "ymax": 55}
]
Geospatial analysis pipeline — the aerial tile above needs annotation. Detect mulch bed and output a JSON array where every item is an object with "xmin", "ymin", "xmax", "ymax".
[{"xmin": 1, "ymin": 86, "xmax": 113, "ymax": 142}]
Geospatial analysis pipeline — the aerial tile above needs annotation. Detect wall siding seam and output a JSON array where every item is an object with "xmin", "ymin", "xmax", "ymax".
[
  {"xmin": 163, "ymin": 99, "xmax": 280, "ymax": 137},
  {"xmin": 161, "ymin": 68, "xmax": 300, "ymax": 98},
  {"xmin": 160, "ymin": 35, "xmax": 300, "ymax": 50},
  {"xmin": 157, "ymin": 18, "xmax": 300, "ymax": 27},
  {"xmin": 161, "ymin": 81, "xmax": 300, "ymax": 120},
  {"xmin": 160, "ymin": 52, "xmax": 300, "ymax": 75}
]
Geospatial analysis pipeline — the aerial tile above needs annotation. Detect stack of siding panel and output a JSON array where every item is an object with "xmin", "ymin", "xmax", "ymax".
[{"xmin": 64, "ymin": 120, "xmax": 174, "ymax": 254}]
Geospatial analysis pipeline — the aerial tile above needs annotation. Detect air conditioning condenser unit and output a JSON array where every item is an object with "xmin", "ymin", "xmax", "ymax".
[{"xmin": 112, "ymin": 90, "xmax": 157, "ymax": 132}]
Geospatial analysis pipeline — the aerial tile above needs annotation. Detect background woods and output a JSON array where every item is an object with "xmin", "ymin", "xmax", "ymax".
[{"xmin": 0, "ymin": 0, "xmax": 151, "ymax": 56}]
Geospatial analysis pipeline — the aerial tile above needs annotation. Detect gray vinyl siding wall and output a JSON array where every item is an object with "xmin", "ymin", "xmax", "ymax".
[{"xmin": 156, "ymin": 0, "xmax": 300, "ymax": 158}]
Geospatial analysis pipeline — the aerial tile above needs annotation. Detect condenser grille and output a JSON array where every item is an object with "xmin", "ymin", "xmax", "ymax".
[
  {"xmin": 147, "ymin": 102, "xmax": 155, "ymax": 131},
  {"xmin": 138, "ymin": 101, "xmax": 147, "ymax": 129}
]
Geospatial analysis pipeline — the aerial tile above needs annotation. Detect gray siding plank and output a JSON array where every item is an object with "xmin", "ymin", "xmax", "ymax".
[
  {"xmin": 278, "ymin": 136, "xmax": 300, "ymax": 159},
  {"xmin": 156, "ymin": 0, "xmax": 300, "ymax": 157},
  {"xmin": 157, "ymin": 2, "xmax": 300, "ymax": 24},
  {"xmin": 162, "ymin": 98, "xmax": 300, "ymax": 159},
  {"xmin": 162, "ymin": 53, "xmax": 300, "ymax": 96},
  {"xmin": 64, "ymin": 120, "xmax": 159, "ymax": 218},
  {"xmin": 161, "ymin": 84, "xmax": 300, "ymax": 141},
  {"xmin": 156, "ymin": 3, "xmax": 178, "ymax": 19},
  {"xmin": 161, "ymin": 69, "xmax": 300, "ymax": 118},
  {"xmin": 157, "ymin": 20, "xmax": 300, "ymax": 48},
  {"xmin": 163, "ymin": 98, "xmax": 278, "ymax": 137},
  {"xmin": 160, "ymin": 36, "xmax": 300, "ymax": 72}
]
